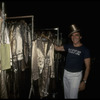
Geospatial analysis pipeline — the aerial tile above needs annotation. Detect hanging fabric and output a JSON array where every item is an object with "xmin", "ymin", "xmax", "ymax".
[
  {"xmin": 0, "ymin": 2, "xmax": 10, "ymax": 99},
  {"xmin": 0, "ymin": 23, "xmax": 11, "ymax": 70},
  {"xmin": 5, "ymin": 15, "xmax": 33, "ymax": 99},
  {"xmin": 30, "ymin": 31, "xmax": 55, "ymax": 98},
  {"xmin": 0, "ymin": 44, "xmax": 11, "ymax": 70}
]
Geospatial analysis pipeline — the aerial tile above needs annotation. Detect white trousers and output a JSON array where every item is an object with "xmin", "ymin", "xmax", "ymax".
[{"xmin": 63, "ymin": 69, "xmax": 82, "ymax": 99}]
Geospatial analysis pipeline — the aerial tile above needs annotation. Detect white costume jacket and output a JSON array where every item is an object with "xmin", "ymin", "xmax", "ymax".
[{"xmin": 31, "ymin": 37, "xmax": 55, "ymax": 80}]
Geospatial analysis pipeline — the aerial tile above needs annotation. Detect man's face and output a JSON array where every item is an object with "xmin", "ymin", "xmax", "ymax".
[{"xmin": 71, "ymin": 32, "xmax": 82, "ymax": 44}]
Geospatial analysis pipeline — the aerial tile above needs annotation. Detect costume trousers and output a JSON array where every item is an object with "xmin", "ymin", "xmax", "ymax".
[{"xmin": 63, "ymin": 69, "xmax": 82, "ymax": 99}]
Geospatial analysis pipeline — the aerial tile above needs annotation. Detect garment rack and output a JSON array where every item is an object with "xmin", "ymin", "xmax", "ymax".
[{"xmin": 6, "ymin": 15, "xmax": 34, "ymax": 98}]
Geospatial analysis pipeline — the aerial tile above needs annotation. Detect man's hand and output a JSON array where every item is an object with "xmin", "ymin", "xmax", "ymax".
[{"xmin": 79, "ymin": 81, "xmax": 86, "ymax": 91}]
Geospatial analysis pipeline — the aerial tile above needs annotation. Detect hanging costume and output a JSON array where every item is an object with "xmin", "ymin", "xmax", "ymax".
[
  {"xmin": 8, "ymin": 21, "xmax": 31, "ymax": 98},
  {"xmin": 0, "ymin": 23, "xmax": 11, "ymax": 99},
  {"xmin": 31, "ymin": 37, "xmax": 55, "ymax": 98}
]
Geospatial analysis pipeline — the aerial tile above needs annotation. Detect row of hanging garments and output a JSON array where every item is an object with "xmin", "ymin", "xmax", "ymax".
[
  {"xmin": 0, "ymin": 10, "xmax": 10, "ymax": 98},
  {"xmin": 0, "ymin": 18, "xmax": 32, "ymax": 99},
  {"xmin": 0, "ymin": 12, "xmax": 61, "ymax": 99},
  {"xmin": 8, "ymin": 20, "xmax": 31, "ymax": 68}
]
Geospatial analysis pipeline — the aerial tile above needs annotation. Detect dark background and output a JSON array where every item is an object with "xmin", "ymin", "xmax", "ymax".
[
  {"xmin": 4, "ymin": 0, "xmax": 100, "ymax": 58},
  {"xmin": 1, "ymin": 0, "xmax": 100, "ymax": 98}
]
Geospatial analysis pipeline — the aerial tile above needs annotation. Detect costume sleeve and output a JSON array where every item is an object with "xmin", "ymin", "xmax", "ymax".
[
  {"xmin": 31, "ymin": 40, "xmax": 39, "ymax": 80},
  {"xmin": 49, "ymin": 43, "xmax": 55, "ymax": 78}
]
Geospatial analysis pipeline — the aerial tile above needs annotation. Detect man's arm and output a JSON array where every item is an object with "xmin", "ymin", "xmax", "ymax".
[
  {"xmin": 54, "ymin": 45, "xmax": 65, "ymax": 51},
  {"xmin": 79, "ymin": 58, "xmax": 91, "ymax": 91},
  {"xmin": 83, "ymin": 58, "xmax": 91, "ymax": 81}
]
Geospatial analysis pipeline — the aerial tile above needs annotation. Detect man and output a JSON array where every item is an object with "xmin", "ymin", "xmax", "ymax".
[{"xmin": 54, "ymin": 24, "xmax": 91, "ymax": 99}]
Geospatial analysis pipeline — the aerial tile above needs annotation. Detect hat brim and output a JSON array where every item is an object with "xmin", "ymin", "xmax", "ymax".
[{"xmin": 68, "ymin": 30, "xmax": 80, "ymax": 38}]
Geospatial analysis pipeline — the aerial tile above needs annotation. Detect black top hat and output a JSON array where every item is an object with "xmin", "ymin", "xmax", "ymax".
[{"xmin": 68, "ymin": 24, "xmax": 80, "ymax": 37}]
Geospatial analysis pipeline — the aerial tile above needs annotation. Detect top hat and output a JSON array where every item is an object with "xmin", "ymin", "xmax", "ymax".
[{"xmin": 68, "ymin": 24, "xmax": 80, "ymax": 37}]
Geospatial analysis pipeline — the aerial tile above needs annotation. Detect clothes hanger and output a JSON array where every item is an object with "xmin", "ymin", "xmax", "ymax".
[
  {"xmin": 41, "ymin": 32, "xmax": 49, "ymax": 40},
  {"xmin": 38, "ymin": 31, "xmax": 54, "ymax": 44}
]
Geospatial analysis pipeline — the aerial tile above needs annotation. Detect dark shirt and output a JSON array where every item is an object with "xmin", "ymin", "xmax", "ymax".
[{"xmin": 64, "ymin": 43, "xmax": 90, "ymax": 72}]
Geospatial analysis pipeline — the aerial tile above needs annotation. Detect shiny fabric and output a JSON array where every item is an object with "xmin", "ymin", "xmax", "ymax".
[
  {"xmin": 15, "ymin": 25, "xmax": 23, "ymax": 61},
  {"xmin": 31, "ymin": 38, "xmax": 55, "ymax": 80},
  {"xmin": 31, "ymin": 37, "xmax": 55, "ymax": 98}
]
